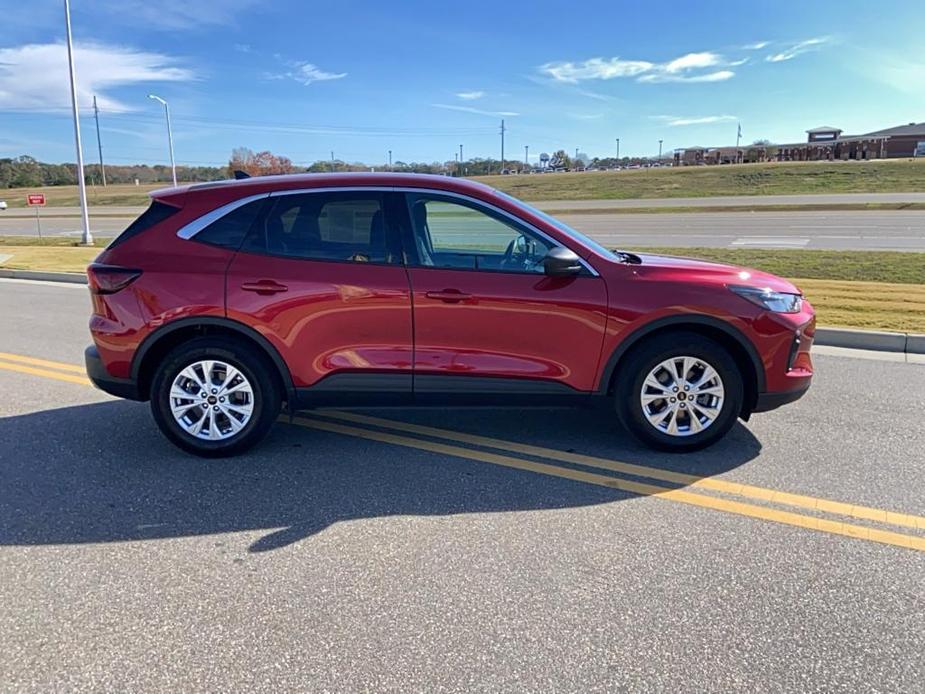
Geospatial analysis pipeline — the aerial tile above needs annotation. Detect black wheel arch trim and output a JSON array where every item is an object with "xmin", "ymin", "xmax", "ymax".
[
  {"xmin": 131, "ymin": 316, "xmax": 296, "ymax": 402},
  {"xmin": 596, "ymin": 314, "xmax": 766, "ymax": 395}
]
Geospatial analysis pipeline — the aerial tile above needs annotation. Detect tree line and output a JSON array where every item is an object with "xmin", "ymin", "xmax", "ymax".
[{"xmin": 1, "ymin": 148, "xmax": 657, "ymax": 189}]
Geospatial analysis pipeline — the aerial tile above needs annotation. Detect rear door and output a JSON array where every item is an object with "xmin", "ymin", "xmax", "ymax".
[
  {"xmin": 224, "ymin": 190, "xmax": 413, "ymax": 400},
  {"xmin": 401, "ymin": 192, "xmax": 608, "ymax": 395}
]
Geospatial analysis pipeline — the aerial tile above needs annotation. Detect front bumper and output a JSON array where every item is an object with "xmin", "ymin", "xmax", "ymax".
[
  {"xmin": 753, "ymin": 384, "xmax": 810, "ymax": 413},
  {"xmin": 85, "ymin": 345, "xmax": 142, "ymax": 400}
]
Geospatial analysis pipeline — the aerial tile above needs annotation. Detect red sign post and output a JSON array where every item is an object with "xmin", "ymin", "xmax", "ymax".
[{"xmin": 27, "ymin": 193, "xmax": 46, "ymax": 240}]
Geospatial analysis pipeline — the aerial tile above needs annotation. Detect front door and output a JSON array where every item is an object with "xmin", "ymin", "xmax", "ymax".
[
  {"xmin": 402, "ymin": 192, "xmax": 608, "ymax": 395},
  {"xmin": 224, "ymin": 190, "xmax": 413, "ymax": 400}
]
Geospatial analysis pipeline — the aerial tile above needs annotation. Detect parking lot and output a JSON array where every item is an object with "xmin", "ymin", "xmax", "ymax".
[{"xmin": 1, "ymin": 277, "xmax": 924, "ymax": 691}]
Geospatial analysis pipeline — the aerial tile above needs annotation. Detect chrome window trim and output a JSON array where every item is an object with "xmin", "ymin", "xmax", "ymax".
[
  {"xmin": 177, "ymin": 185, "xmax": 599, "ymax": 276},
  {"xmin": 175, "ymin": 192, "xmax": 270, "ymax": 240}
]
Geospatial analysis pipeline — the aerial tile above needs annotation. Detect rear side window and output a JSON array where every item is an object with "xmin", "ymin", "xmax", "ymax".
[
  {"xmin": 195, "ymin": 199, "xmax": 266, "ymax": 251},
  {"xmin": 240, "ymin": 192, "xmax": 400, "ymax": 264},
  {"xmin": 107, "ymin": 201, "xmax": 180, "ymax": 248}
]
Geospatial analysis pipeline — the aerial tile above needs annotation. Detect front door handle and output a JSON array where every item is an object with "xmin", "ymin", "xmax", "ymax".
[
  {"xmin": 241, "ymin": 280, "xmax": 288, "ymax": 295},
  {"xmin": 425, "ymin": 289, "xmax": 471, "ymax": 303}
]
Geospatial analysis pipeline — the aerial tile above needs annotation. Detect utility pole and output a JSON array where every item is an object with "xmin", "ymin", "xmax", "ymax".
[
  {"xmin": 736, "ymin": 123, "xmax": 742, "ymax": 163},
  {"xmin": 524, "ymin": 145, "xmax": 529, "ymax": 171},
  {"xmin": 454, "ymin": 152, "xmax": 459, "ymax": 177},
  {"xmin": 388, "ymin": 150, "xmax": 392, "ymax": 171},
  {"xmin": 500, "ymin": 119, "xmax": 506, "ymax": 173},
  {"xmin": 330, "ymin": 151, "xmax": 336, "ymax": 172},
  {"xmin": 92, "ymin": 95, "xmax": 106, "ymax": 186},
  {"xmin": 616, "ymin": 138, "xmax": 620, "ymax": 162},
  {"xmin": 64, "ymin": 0, "xmax": 92, "ymax": 246}
]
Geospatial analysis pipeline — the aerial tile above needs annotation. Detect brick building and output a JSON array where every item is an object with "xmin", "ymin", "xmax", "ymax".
[{"xmin": 674, "ymin": 122, "xmax": 925, "ymax": 165}]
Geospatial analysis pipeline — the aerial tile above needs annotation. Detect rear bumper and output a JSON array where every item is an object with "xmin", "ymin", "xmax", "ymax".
[
  {"xmin": 753, "ymin": 384, "xmax": 810, "ymax": 413},
  {"xmin": 85, "ymin": 345, "xmax": 142, "ymax": 401}
]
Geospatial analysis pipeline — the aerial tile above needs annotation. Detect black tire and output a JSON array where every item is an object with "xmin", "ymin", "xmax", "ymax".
[
  {"xmin": 150, "ymin": 336, "xmax": 282, "ymax": 458},
  {"xmin": 614, "ymin": 332, "xmax": 744, "ymax": 452}
]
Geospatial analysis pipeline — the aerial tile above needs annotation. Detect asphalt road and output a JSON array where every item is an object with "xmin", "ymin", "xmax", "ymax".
[
  {"xmin": 2, "ymin": 208, "xmax": 924, "ymax": 252},
  {"xmin": 1, "ymin": 278, "xmax": 923, "ymax": 692}
]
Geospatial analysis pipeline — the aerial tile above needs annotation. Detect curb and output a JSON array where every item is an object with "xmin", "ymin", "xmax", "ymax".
[
  {"xmin": 1, "ymin": 269, "xmax": 923, "ymax": 355},
  {"xmin": 0, "ymin": 269, "xmax": 88, "ymax": 284}
]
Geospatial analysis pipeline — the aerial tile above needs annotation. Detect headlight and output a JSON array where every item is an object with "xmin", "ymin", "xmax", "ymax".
[{"xmin": 729, "ymin": 285, "xmax": 802, "ymax": 313}]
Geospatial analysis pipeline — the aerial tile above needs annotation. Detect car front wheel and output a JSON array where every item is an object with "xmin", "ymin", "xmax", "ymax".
[
  {"xmin": 150, "ymin": 337, "xmax": 282, "ymax": 457},
  {"xmin": 615, "ymin": 333, "xmax": 744, "ymax": 452}
]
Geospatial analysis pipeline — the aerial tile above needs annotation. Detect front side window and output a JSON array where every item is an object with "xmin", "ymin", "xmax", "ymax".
[
  {"xmin": 241, "ymin": 192, "xmax": 399, "ymax": 264},
  {"xmin": 406, "ymin": 194, "xmax": 553, "ymax": 273}
]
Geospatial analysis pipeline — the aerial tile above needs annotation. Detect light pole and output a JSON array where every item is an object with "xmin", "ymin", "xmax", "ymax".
[
  {"xmin": 524, "ymin": 145, "xmax": 529, "ymax": 171},
  {"xmin": 148, "ymin": 94, "xmax": 177, "ymax": 187},
  {"xmin": 658, "ymin": 139, "xmax": 663, "ymax": 161},
  {"xmin": 454, "ymin": 152, "xmax": 459, "ymax": 176},
  {"xmin": 616, "ymin": 137, "xmax": 620, "ymax": 162},
  {"xmin": 64, "ymin": 0, "xmax": 92, "ymax": 246},
  {"xmin": 459, "ymin": 144, "xmax": 463, "ymax": 171},
  {"xmin": 388, "ymin": 150, "xmax": 392, "ymax": 171}
]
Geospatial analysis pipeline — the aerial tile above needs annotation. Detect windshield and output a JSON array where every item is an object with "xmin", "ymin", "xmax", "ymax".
[{"xmin": 495, "ymin": 191, "xmax": 620, "ymax": 261}]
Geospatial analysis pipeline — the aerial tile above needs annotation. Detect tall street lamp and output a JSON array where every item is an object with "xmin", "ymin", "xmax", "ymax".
[
  {"xmin": 148, "ymin": 94, "xmax": 177, "ymax": 187},
  {"xmin": 658, "ymin": 139, "xmax": 663, "ymax": 161},
  {"xmin": 616, "ymin": 137, "xmax": 620, "ymax": 161},
  {"xmin": 64, "ymin": 0, "xmax": 92, "ymax": 246}
]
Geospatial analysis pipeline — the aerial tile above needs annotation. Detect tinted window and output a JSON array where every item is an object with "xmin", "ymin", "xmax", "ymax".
[
  {"xmin": 406, "ymin": 194, "xmax": 552, "ymax": 273},
  {"xmin": 241, "ymin": 192, "xmax": 398, "ymax": 264},
  {"xmin": 195, "ymin": 199, "xmax": 266, "ymax": 250},
  {"xmin": 107, "ymin": 201, "xmax": 180, "ymax": 248}
]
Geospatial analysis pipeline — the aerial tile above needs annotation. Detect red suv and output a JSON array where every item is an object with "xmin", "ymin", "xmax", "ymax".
[{"xmin": 85, "ymin": 173, "xmax": 814, "ymax": 457}]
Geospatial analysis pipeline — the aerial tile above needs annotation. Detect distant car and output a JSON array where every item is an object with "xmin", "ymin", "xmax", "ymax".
[
  {"xmin": 0, "ymin": 200, "xmax": 7, "ymax": 210},
  {"xmin": 86, "ymin": 173, "xmax": 815, "ymax": 457}
]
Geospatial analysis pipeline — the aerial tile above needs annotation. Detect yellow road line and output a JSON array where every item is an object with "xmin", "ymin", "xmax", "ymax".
[
  {"xmin": 294, "ymin": 415, "xmax": 925, "ymax": 553},
  {"xmin": 2, "ymin": 349, "xmax": 923, "ymax": 548},
  {"xmin": 0, "ymin": 359, "xmax": 92, "ymax": 386},
  {"xmin": 0, "ymin": 351, "xmax": 87, "ymax": 374},
  {"xmin": 322, "ymin": 411, "xmax": 925, "ymax": 532}
]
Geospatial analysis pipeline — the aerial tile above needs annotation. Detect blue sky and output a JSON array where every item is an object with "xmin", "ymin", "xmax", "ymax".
[{"xmin": 1, "ymin": 0, "xmax": 924, "ymax": 168}]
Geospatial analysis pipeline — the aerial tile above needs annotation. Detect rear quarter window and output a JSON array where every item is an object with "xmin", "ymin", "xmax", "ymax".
[
  {"xmin": 194, "ymin": 199, "xmax": 267, "ymax": 251},
  {"xmin": 107, "ymin": 201, "xmax": 181, "ymax": 249}
]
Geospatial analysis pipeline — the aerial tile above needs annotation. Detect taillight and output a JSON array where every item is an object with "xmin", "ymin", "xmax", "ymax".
[{"xmin": 87, "ymin": 263, "xmax": 142, "ymax": 294}]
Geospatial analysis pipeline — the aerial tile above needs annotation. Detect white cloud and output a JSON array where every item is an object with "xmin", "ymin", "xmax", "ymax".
[
  {"xmin": 432, "ymin": 104, "xmax": 519, "ymax": 117},
  {"xmin": 456, "ymin": 90, "xmax": 484, "ymax": 100},
  {"xmin": 639, "ymin": 70, "xmax": 735, "ymax": 83},
  {"xmin": 95, "ymin": 0, "xmax": 260, "ymax": 30},
  {"xmin": 664, "ymin": 52, "xmax": 721, "ymax": 73},
  {"xmin": 540, "ymin": 51, "xmax": 737, "ymax": 84},
  {"xmin": 279, "ymin": 62, "xmax": 347, "ymax": 86},
  {"xmin": 652, "ymin": 114, "xmax": 737, "ymax": 126},
  {"xmin": 540, "ymin": 57, "xmax": 653, "ymax": 82},
  {"xmin": 742, "ymin": 41, "xmax": 770, "ymax": 50},
  {"xmin": 766, "ymin": 37, "xmax": 830, "ymax": 62},
  {"xmin": 0, "ymin": 42, "xmax": 194, "ymax": 112}
]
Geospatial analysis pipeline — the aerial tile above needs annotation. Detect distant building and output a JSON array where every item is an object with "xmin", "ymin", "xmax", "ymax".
[{"xmin": 674, "ymin": 122, "xmax": 925, "ymax": 165}]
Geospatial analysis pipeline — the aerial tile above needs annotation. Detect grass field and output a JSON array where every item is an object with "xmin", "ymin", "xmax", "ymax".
[
  {"xmin": 1, "ymin": 239, "xmax": 922, "ymax": 332},
  {"xmin": 3, "ymin": 159, "xmax": 925, "ymax": 208},
  {"xmin": 1, "ymin": 183, "xmax": 160, "ymax": 208},
  {"xmin": 476, "ymin": 159, "xmax": 925, "ymax": 201}
]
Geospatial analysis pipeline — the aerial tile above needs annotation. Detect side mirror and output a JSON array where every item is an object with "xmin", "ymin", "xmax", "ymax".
[{"xmin": 543, "ymin": 247, "xmax": 583, "ymax": 276}]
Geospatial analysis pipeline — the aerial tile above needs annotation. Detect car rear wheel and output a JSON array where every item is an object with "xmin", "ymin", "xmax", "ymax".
[
  {"xmin": 150, "ymin": 337, "xmax": 281, "ymax": 457},
  {"xmin": 615, "ymin": 333, "xmax": 743, "ymax": 452}
]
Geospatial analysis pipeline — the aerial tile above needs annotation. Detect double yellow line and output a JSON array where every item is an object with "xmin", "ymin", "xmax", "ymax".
[{"xmin": 2, "ymin": 350, "xmax": 924, "ymax": 552}]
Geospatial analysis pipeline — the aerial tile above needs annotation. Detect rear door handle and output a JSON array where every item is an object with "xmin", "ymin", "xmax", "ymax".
[
  {"xmin": 241, "ymin": 280, "xmax": 288, "ymax": 295},
  {"xmin": 425, "ymin": 289, "xmax": 471, "ymax": 303}
]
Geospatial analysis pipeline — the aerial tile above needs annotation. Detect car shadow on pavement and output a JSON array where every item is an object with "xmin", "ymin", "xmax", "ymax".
[{"xmin": 0, "ymin": 401, "xmax": 761, "ymax": 552}]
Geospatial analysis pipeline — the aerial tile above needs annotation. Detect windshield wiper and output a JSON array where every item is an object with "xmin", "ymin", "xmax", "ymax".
[{"xmin": 612, "ymin": 249, "xmax": 643, "ymax": 264}]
